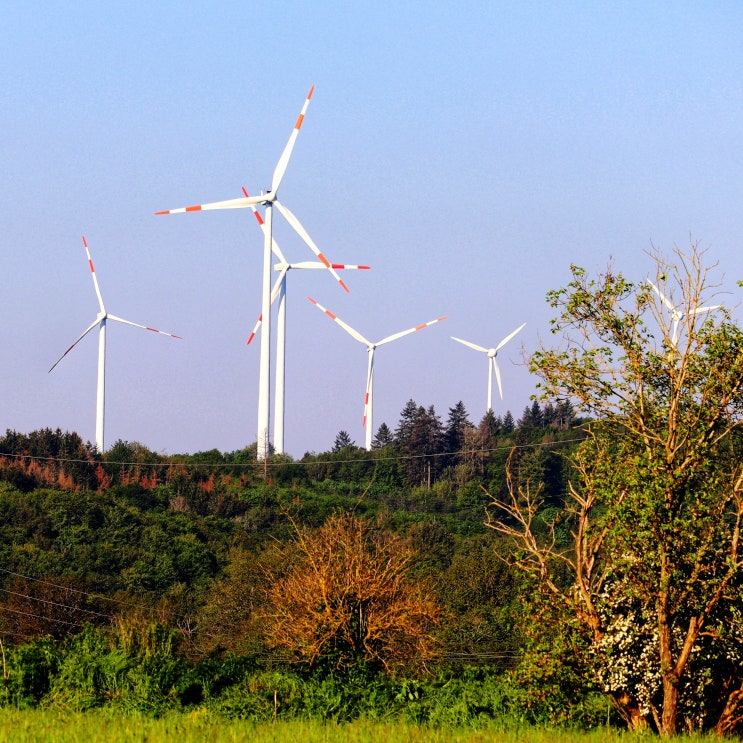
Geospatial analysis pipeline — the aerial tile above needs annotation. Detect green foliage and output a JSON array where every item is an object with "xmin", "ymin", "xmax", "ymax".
[
  {"xmin": 44, "ymin": 624, "xmax": 188, "ymax": 715},
  {"xmin": 0, "ymin": 405, "xmax": 588, "ymax": 728},
  {"xmin": 0, "ymin": 638, "xmax": 60, "ymax": 707}
]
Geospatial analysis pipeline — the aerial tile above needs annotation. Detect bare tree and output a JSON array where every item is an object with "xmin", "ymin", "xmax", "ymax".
[{"xmin": 263, "ymin": 512, "xmax": 440, "ymax": 674}]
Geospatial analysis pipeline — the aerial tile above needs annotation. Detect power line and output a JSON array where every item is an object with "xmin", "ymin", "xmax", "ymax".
[
  {"xmin": 0, "ymin": 587, "xmax": 112, "ymax": 620},
  {"xmin": 0, "ymin": 605, "xmax": 84, "ymax": 629},
  {"xmin": 0, "ymin": 434, "xmax": 584, "ymax": 471}
]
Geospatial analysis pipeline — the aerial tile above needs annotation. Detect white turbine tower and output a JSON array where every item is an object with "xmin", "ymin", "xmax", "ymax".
[
  {"xmin": 244, "ymin": 197, "xmax": 369, "ymax": 454},
  {"xmin": 308, "ymin": 297, "xmax": 447, "ymax": 451},
  {"xmin": 156, "ymin": 86, "xmax": 347, "ymax": 460},
  {"xmin": 49, "ymin": 236, "xmax": 181, "ymax": 453},
  {"xmin": 451, "ymin": 323, "xmax": 526, "ymax": 413},
  {"xmin": 646, "ymin": 279, "xmax": 720, "ymax": 346}
]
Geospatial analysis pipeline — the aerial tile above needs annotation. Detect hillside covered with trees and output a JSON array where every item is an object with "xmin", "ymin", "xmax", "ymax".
[{"xmin": 1, "ymin": 245, "xmax": 742, "ymax": 736}]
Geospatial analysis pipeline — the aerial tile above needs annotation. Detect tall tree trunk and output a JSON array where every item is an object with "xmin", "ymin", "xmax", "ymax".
[
  {"xmin": 661, "ymin": 676, "xmax": 678, "ymax": 736},
  {"xmin": 658, "ymin": 584, "xmax": 678, "ymax": 736}
]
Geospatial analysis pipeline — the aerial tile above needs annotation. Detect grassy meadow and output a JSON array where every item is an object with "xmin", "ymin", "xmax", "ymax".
[{"xmin": 0, "ymin": 709, "xmax": 728, "ymax": 743}]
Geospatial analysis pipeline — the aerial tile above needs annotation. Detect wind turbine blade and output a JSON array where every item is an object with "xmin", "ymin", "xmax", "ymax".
[
  {"xmin": 646, "ymin": 278, "xmax": 676, "ymax": 313},
  {"xmin": 377, "ymin": 316, "xmax": 448, "ymax": 347},
  {"xmin": 307, "ymin": 296, "xmax": 371, "ymax": 346},
  {"xmin": 48, "ymin": 317, "xmax": 101, "ymax": 373},
  {"xmin": 272, "ymin": 85, "xmax": 314, "ymax": 194},
  {"xmin": 107, "ymin": 314, "xmax": 182, "ymax": 339},
  {"xmin": 155, "ymin": 193, "xmax": 264, "ymax": 215},
  {"xmin": 270, "ymin": 267, "xmax": 289, "ymax": 303},
  {"xmin": 451, "ymin": 336, "xmax": 488, "ymax": 354},
  {"xmin": 82, "ymin": 236, "xmax": 106, "ymax": 314},
  {"xmin": 242, "ymin": 188, "xmax": 286, "ymax": 264},
  {"xmin": 247, "ymin": 267, "xmax": 288, "ymax": 345},
  {"xmin": 284, "ymin": 262, "xmax": 370, "ymax": 270},
  {"xmin": 247, "ymin": 313, "xmax": 262, "ymax": 346},
  {"xmin": 494, "ymin": 322, "xmax": 527, "ymax": 352},
  {"xmin": 286, "ymin": 261, "xmax": 332, "ymax": 270},
  {"xmin": 275, "ymin": 201, "xmax": 350, "ymax": 293},
  {"xmin": 493, "ymin": 357, "xmax": 504, "ymax": 399},
  {"xmin": 689, "ymin": 304, "xmax": 721, "ymax": 315}
]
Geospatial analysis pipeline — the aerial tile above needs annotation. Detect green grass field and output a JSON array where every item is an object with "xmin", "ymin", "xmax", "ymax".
[{"xmin": 0, "ymin": 709, "xmax": 724, "ymax": 743}]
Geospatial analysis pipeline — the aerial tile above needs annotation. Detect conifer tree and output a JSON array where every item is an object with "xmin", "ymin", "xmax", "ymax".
[{"xmin": 372, "ymin": 422, "xmax": 394, "ymax": 449}]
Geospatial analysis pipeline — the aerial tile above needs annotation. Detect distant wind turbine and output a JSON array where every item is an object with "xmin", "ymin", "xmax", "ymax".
[
  {"xmin": 451, "ymin": 323, "xmax": 526, "ymax": 412},
  {"xmin": 308, "ymin": 297, "xmax": 447, "ymax": 451},
  {"xmin": 646, "ymin": 279, "xmax": 720, "ymax": 346},
  {"xmin": 156, "ymin": 86, "xmax": 347, "ymax": 460},
  {"xmin": 49, "ymin": 236, "xmax": 181, "ymax": 453}
]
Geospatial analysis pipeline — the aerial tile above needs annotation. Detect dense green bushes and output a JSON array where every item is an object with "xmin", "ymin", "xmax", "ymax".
[{"xmin": 0, "ymin": 626, "xmax": 609, "ymax": 728}]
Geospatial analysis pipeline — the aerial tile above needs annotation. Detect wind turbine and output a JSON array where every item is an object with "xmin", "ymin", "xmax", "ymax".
[
  {"xmin": 451, "ymin": 323, "xmax": 526, "ymax": 413},
  {"xmin": 646, "ymin": 279, "xmax": 720, "ymax": 346},
  {"xmin": 308, "ymin": 297, "xmax": 447, "ymax": 451},
  {"xmin": 156, "ymin": 86, "xmax": 347, "ymax": 460},
  {"xmin": 49, "ymin": 236, "xmax": 181, "ymax": 453},
  {"xmin": 243, "ymin": 196, "xmax": 369, "ymax": 454}
]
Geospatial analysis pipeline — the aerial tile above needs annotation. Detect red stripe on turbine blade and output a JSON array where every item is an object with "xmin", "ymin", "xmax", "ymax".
[
  {"xmin": 82, "ymin": 236, "xmax": 88, "ymax": 247},
  {"xmin": 185, "ymin": 205, "xmax": 202, "ymax": 212},
  {"xmin": 253, "ymin": 211, "xmax": 264, "ymax": 226},
  {"xmin": 88, "ymin": 260, "xmax": 95, "ymax": 273},
  {"xmin": 146, "ymin": 327, "xmax": 158, "ymax": 333},
  {"xmin": 154, "ymin": 210, "xmax": 170, "ymax": 215},
  {"xmin": 324, "ymin": 310, "xmax": 337, "ymax": 320},
  {"xmin": 340, "ymin": 279, "xmax": 350, "ymax": 293},
  {"xmin": 295, "ymin": 113, "xmax": 305, "ymax": 130},
  {"xmin": 247, "ymin": 332, "xmax": 256, "ymax": 345},
  {"xmin": 307, "ymin": 296, "xmax": 318, "ymax": 305},
  {"xmin": 308, "ymin": 85, "xmax": 315, "ymax": 99},
  {"xmin": 317, "ymin": 253, "xmax": 331, "ymax": 268},
  {"xmin": 415, "ymin": 323, "xmax": 427, "ymax": 331}
]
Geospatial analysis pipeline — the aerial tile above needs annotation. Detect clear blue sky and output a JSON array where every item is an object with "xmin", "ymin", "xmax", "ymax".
[{"xmin": 3, "ymin": 1, "xmax": 743, "ymax": 456}]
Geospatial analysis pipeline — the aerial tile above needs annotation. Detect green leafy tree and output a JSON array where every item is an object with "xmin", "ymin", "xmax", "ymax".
[{"xmin": 488, "ymin": 245, "xmax": 743, "ymax": 735}]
